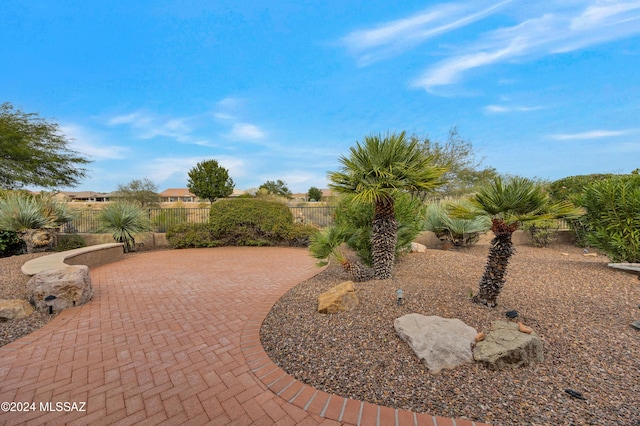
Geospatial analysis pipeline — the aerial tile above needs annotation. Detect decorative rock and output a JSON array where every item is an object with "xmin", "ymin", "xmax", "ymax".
[
  {"xmin": 631, "ymin": 320, "xmax": 640, "ymax": 331},
  {"xmin": 0, "ymin": 299, "xmax": 34, "ymax": 321},
  {"xmin": 318, "ymin": 281, "xmax": 359, "ymax": 314},
  {"xmin": 475, "ymin": 332, "xmax": 486, "ymax": 342},
  {"xmin": 473, "ymin": 321, "xmax": 543, "ymax": 370},
  {"xmin": 410, "ymin": 242, "xmax": 427, "ymax": 253},
  {"xmin": 505, "ymin": 310, "xmax": 518, "ymax": 319},
  {"xmin": 394, "ymin": 314, "xmax": 478, "ymax": 374},
  {"xmin": 27, "ymin": 265, "xmax": 93, "ymax": 313}
]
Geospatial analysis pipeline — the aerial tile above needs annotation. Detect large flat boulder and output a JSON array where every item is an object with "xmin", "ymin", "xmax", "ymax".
[
  {"xmin": 473, "ymin": 321, "xmax": 544, "ymax": 370},
  {"xmin": 318, "ymin": 281, "xmax": 359, "ymax": 314},
  {"xmin": 27, "ymin": 265, "xmax": 93, "ymax": 313},
  {"xmin": 0, "ymin": 299, "xmax": 34, "ymax": 321},
  {"xmin": 394, "ymin": 314, "xmax": 477, "ymax": 374}
]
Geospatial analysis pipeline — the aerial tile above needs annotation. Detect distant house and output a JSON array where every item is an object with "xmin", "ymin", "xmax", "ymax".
[
  {"xmin": 54, "ymin": 191, "xmax": 112, "ymax": 202},
  {"xmin": 158, "ymin": 188, "xmax": 198, "ymax": 203},
  {"xmin": 158, "ymin": 188, "xmax": 246, "ymax": 203}
]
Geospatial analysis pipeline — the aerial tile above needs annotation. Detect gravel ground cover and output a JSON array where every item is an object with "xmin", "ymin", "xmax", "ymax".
[
  {"xmin": 0, "ymin": 253, "xmax": 55, "ymax": 347},
  {"xmin": 261, "ymin": 243, "xmax": 640, "ymax": 425}
]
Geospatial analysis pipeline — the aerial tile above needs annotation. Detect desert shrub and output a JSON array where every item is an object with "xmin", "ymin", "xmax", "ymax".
[
  {"xmin": 579, "ymin": 175, "xmax": 640, "ymax": 262},
  {"xmin": 310, "ymin": 193, "xmax": 425, "ymax": 266},
  {"xmin": 549, "ymin": 174, "xmax": 620, "ymax": 245},
  {"xmin": 55, "ymin": 234, "xmax": 87, "ymax": 251},
  {"xmin": 522, "ymin": 220, "xmax": 560, "ymax": 247},
  {"xmin": 424, "ymin": 199, "xmax": 490, "ymax": 248},
  {"xmin": 283, "ymin": 224, "xmax": 320, "ymax": 247},
  {"xmin": 166, "ymin": 223, "xmax": 221, "ymax": 249},
  {"xmin": 210, "ymin": 198, "xmax": 291, "ymax": 245},
  {"xmin": 0, "ymin": 229, "xmax": 26, "ymax": 257}
]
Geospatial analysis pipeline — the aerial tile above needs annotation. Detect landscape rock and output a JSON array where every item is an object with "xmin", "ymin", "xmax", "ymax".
[
  {"xmin": 27, "ymin": 265, "xmax": 93, "ymax": 313},
  {"xmin": 318, "ymin": 281, "xmax": 359, "ymax": 314},
  {"xmin": 394, "ymin": 314, "xmax": 477, "ymax": 374},
  {"xmin": 0, "ymin": 299, "xmax": 34, "ymax": 321},
  {"xmin": 410, "ymin": 242, "xmax": 427, "ymax": 253},
  {"xmin": 473, "ymin": 321, "xmax": 544, "ymax": 370},
  {"xmin": 631, "ymin": 320, "xmax": 640, "ymax": 331}
]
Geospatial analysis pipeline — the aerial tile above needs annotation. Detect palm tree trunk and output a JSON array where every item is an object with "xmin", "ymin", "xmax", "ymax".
[
  {"xmin": 371, "ymin": 200, "xmax": 397, "ymax": 279},
  {"xmin": 473, "ymin": 219, "xmax": 517, "ymax": 307}
]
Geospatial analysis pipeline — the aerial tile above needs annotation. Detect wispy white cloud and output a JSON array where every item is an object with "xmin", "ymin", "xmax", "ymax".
[
  {"xmin": 414, "ymin": 1, "xmax": 640, "ymax": 91},
  {"xmin": 484, "ymin": 104, "xmax": 544, "ymax": 113},
  {"xmin": 228, "ymin": 123, "xmax": 266, "ymax": 140},
  {"xmin": 60, "ymin": 124, "xmax": 129, "ymax": 159},
  {"xmin": 549, "ymin": 129, "xmax": 635, "ymax": 140},
  {"xmin": 140, "ymin": 156, "xmax": 246, "ymax": 185},
  {"xmin": 341, "ymin": 0, "xmax": 512, "ymax": 65},
  {"xmin": 107, "ymin": 111, "xmax": 196, "ymax": 143}
]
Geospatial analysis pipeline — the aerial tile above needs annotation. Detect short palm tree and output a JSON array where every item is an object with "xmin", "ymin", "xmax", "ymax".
[
  {"xmin": 451, "ymin": 177, "xmax": 582, "ymax": 307},
  {"xmin": 98, "ymin": 201, "xmax": 153, "ymax": 253},
  {"xmin": 0, "ymin": 192, "xmax": 76, "ymax": 253},
  {"xmin": 328, "ymin": 131, "xmax": 445, "ymax": 279}
]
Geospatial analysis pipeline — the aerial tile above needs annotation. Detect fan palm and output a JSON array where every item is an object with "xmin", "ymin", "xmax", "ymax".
[
  {"xmin": 451, "ymin": 177, "xmax": 582, "ymax": 307},
  {"xmin": 328, "ymin": 131, "xmax": 445, "ymax": 279},
  {"xmin": 98, "ymin": 201, "xmax": 153, "ymax": 253}
]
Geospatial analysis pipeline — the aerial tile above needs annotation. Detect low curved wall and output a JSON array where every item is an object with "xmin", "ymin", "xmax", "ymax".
[{"xmin": 21, "ymin": 243, "xmax": 124, "ymax": 276}]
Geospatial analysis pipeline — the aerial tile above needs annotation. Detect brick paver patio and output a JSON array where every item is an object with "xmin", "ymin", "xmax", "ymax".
[{"xmin": 0, "ymin": 247, "xmax": 485, "ymax": 425}]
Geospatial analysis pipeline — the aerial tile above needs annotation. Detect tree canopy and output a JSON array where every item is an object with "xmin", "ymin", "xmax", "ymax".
[
  {"xmin": 187, "ymin": 159, "xmax": 235, "ymax": 203},
  {"xmin": 259, "ymin": 180, "xmax": 292, "ymax": 199},
  {"xmin": 0, "ymin": 103, "xmax": 90, "ymax": 189},
  {"xmin": 307, "ymin": 187, "xmax": 322, "ymax": 202},
  {"xmin": 410, "ymin": 127, "xmax": 498, "ymax": 198},
  {"xmin": 112, "ymin": 178, "xmax": 159, "ymax": 207}
]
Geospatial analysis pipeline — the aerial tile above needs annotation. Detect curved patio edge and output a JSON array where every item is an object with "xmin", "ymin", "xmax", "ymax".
[{"xmin": 239, "ymin": 279, "xmax": 490, "ymax": 426}]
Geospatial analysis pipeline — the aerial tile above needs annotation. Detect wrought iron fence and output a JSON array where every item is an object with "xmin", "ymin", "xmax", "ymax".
[{"xmin": 63, "ymin": 206, "xmax": 337, "ymax": 233}]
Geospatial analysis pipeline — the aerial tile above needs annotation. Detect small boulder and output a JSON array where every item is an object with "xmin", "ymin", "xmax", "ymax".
[
  {"xmin": 27, "ymin": 265, "xmax": 93, "ymax": 313},
  {"xmin": 0, "ymin": 299, "xmax": 34, "ymax": 321},
  {"xmin": 410, "ymin": 242, "xmax": 427, "ymax": 253},
  {"xmin": 394, "ymin": 314, "xmax": 478, "ymax": 374},
  {"xmin": 473, "ymin": 321, "xmax": 544, "ymax": 370},
  {"xmin": 318, "ymin": 281, "xmax": 359, "ymax": 314}
]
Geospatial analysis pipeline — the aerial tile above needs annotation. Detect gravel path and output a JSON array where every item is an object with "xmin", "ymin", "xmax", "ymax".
[{"xmin": 261, "ymin": 243, "xmax": 640, "ymax": 425}]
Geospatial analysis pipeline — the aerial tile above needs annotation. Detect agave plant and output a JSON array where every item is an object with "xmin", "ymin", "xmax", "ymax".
[
  {"xmin": 0, "ymin": 192, "xmax": 77, "ymax": 253},
  {"xmin": 98, "ymin": 201, "xmax": 153, "ymax": 253},
  {"xmin": 424, "ymin": 199, "xmax": 490, "ymax": 248}
]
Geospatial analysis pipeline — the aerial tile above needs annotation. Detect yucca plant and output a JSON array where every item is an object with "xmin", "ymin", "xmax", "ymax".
[
  {"xmin": 424, "ymin": 199, "xmax": 490, "ymax": 248},
  {"xmin": 98, "ymin": 201, "xmax": 153, "ymax": 253},
  {"xmin": 451, "ymin": 177, "xmax": 582, "ymax": 307},
  {"xmin": 0, "ymin": 192, "xmax": 77, "ymax": 253}
]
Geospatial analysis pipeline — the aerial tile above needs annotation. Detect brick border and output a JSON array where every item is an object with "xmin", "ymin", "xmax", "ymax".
[{"xmin": 239, "ymin": 281, "xmax": 490, "ymax": 426}]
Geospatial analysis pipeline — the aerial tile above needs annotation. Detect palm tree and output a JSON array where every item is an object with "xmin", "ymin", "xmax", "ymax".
[
  {"xmin": 328, "ymin": 131, "xmax": 445, "ymax": 279},
  {"xmin": 98, "ymin": 201, "xmax": 153, "ymax": 253},
  {"xmin": 451, "ymin": 177, "xmax": 582, "ymax": 307},
  {"xmin": 0, "ymin": 192, "xmax": 76, "ymax": 253}
]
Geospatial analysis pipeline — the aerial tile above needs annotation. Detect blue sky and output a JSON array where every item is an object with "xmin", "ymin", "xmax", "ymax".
[{"xmin": 2, "ymin": 0, "xmax": 639, "ymax": 194}]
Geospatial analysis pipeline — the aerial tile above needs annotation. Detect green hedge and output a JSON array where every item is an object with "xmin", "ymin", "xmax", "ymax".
[{"xmin": 167, "ymin": 199, "xmax": 318, "ymax": 248}]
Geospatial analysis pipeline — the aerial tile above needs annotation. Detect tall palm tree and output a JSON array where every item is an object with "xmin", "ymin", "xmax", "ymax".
[
  {"xmin": 328, "ymin": 131, "xmax": 445, "ymax": 279},
  {"xmin": 451, "ymin": 177, "xmax": 583, "ymax": 307}
]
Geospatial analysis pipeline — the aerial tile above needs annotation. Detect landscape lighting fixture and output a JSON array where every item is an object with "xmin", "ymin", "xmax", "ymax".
[
  {"xmin": 44, "ymin": 295, "xmax": 57, "ymax": 314},
  {"xmin": 396, "ymin": 289, "xmax": 404, "ymax": 306}
]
